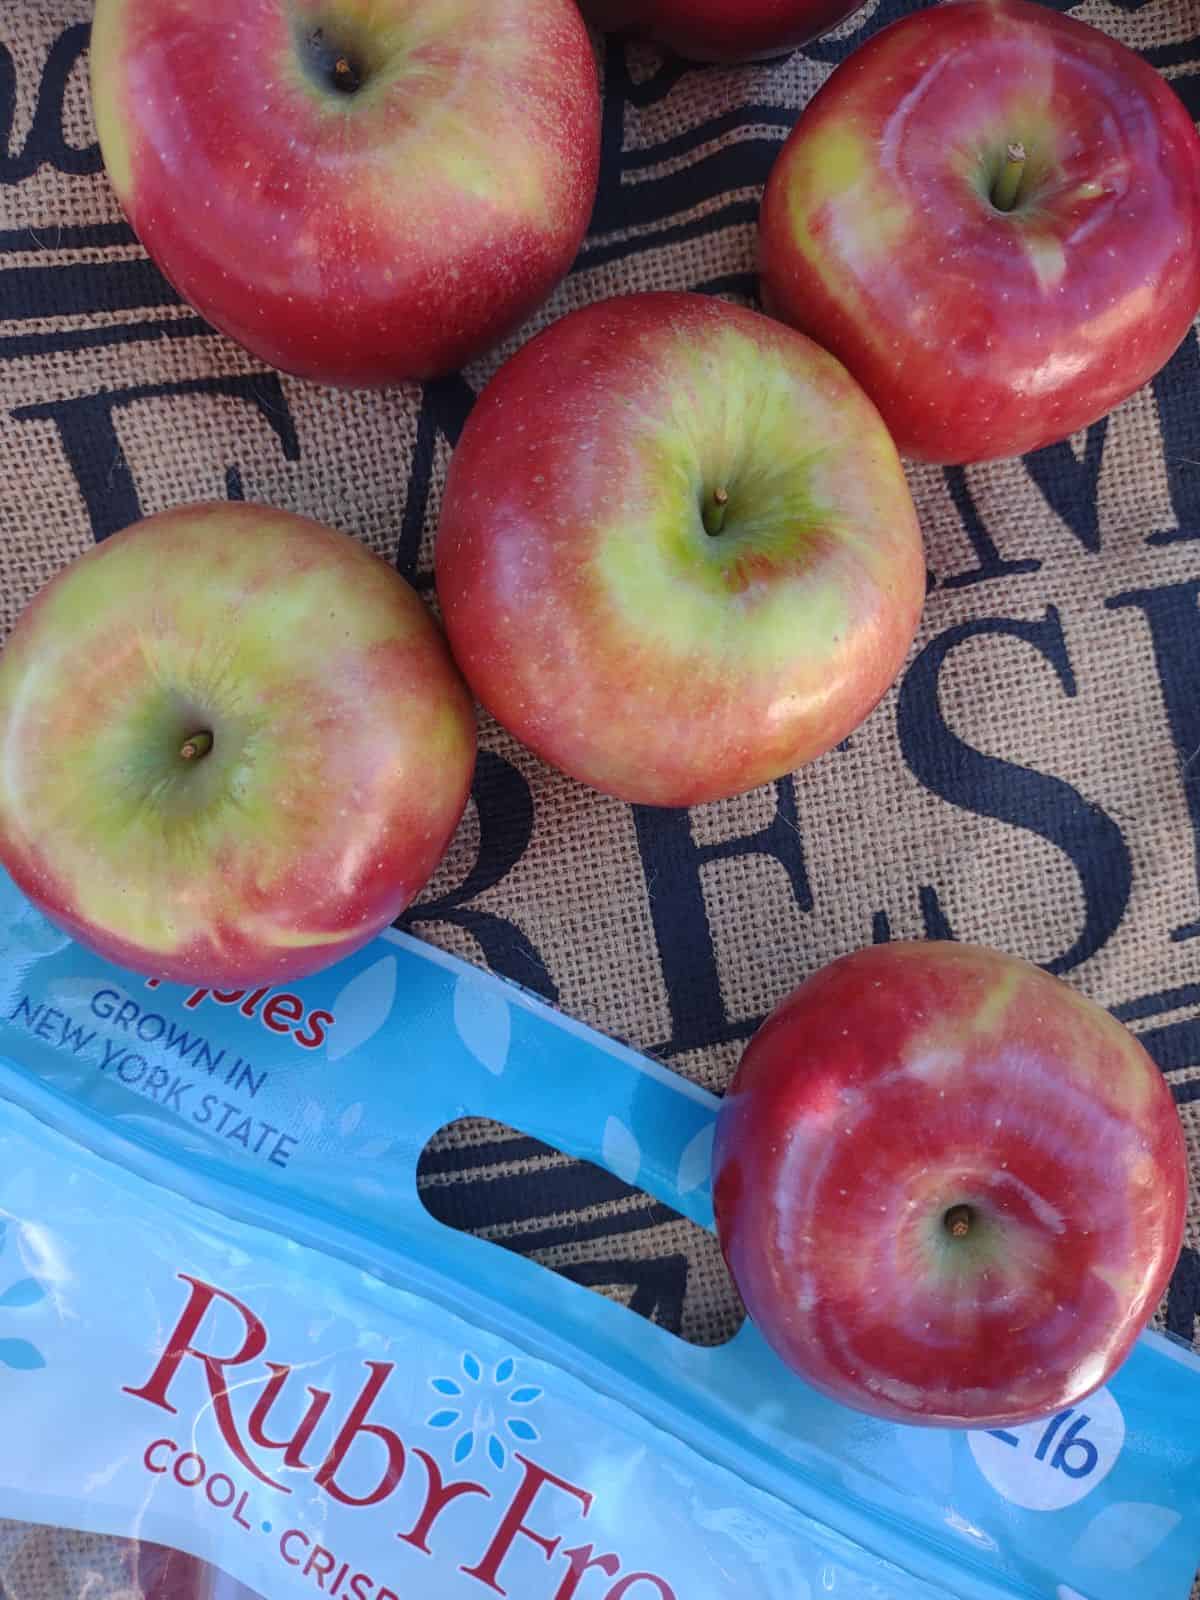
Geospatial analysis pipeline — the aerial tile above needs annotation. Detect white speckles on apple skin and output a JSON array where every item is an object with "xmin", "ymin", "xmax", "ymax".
[
  {"xmin": 436, "ymin": 292, "xmax": 926, "ymax": 807},
  {"xmin": 713, "ymin": 941, "xmax": 1186, "ymax": 1426},
  {"xmin": 0, "ymin": 503, "xmax": 477, "ymax": 985},
  {"xmin": 92, "ymin": 0, "xmax": 601, "ymax": 387},
  {"xmin": 759, "ymin": 0, "xmax": 1200, "ymax": 464}
]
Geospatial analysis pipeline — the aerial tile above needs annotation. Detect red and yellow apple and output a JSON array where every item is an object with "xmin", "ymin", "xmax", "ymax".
[
  {"xmin": 0, "ymin": 504, "xmax": 476, "ymax": 986},
  {"xmin": 435, "ymin": 291, "xmax": 925, "ymax": 808},
  {"xmin": 89, "ymin": 0, "xmax": 601, "ymax": 387},
  {"xmin": 713, "ymin": 942, "xmax": 1187, "ymax": 1427},
  {"xmin": 759, "ymin": 0, "xmax": 1200, "ymax": 463},
  {"xmin": 577, "ymin": 0, "xmax": 867, "ymax": 61}
]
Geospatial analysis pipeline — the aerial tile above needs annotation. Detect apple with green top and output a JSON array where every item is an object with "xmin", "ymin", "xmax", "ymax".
[
  {"xmin": 713, "ymin": 942, "xmax": 1188, "ymax": 1426},
  {"xmin": 0, "ymin": 504, "xmax": 476, "ymax": 986},
  {"xmin": 89, "ymin": 0, "xmax": 601, "ymax": 387},
  {"xmin": 436, "ymin": 291, "xmax": 925, "ymax": 808},
  {"xmin": 577, "ymin": 0, "xmax": 867, "ymax": 61},
  {"xmin": 759, "ymin": 0, "xmax": 1200, "ymax": 463}
]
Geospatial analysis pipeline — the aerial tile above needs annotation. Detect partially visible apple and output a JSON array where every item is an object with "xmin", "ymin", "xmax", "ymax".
[
  {"xmin": 577, "ymin": 0, "xmax": 867, "ymax": 60},
  {"xmin": 133, "ymin": 1544, "xmax": 263, "ymax": 1600},
  {"xmin": 759, "ymin": 0, "xmax": 1200, "ymax": 463},
  {"xmin": 435, "ymin": 291, "xmax": 925, "ymax": 808},
  {"xmin": 0, "ymin": 504, "xmax": 476, "ymax": 987},
  {"xmin": 89, "ymin": 0, "xmax": 601, "ymax": 387},
  {"xmin": 713, "ymin": 942, "xmax": 1188, "ymax": 1427}
]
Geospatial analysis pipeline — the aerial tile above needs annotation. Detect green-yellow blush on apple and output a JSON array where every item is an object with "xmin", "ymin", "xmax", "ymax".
[
  {"xmin": 0, "ymin": 503, "xmax": 476, "ymax": 985},
  {"xmin": 436, "ymin": 291, "xmax": 926, "ymax": 808}
]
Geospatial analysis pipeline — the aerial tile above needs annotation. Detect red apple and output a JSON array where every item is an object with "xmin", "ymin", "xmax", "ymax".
[
  {"xmin": 435, "ymin": 291, "xmax": 925, "ymax": 808},
  {"xmin": 577, "ymin": 0, "xmax": 866, "ymax": 61},
  {"xmin": 0, "ymin": 503, "xmax": 476, "ymax": 986},
  {"xmin": 713, "ymin": 942, "xmax": 1187, "ymax": 1427},
  {"xmin": 758, "ymin": 0, "xmax": 1200, "ymax": 463},
  {"xmin": 89, "ymin": 0, "xmax": 601, "ymax": 387},
  {"xmin": 133, "ymin": 1543, "xmax": 263, "ymax": 1600}
]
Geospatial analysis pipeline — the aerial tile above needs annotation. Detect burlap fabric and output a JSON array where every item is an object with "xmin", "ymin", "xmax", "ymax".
[{"xmin": 2, "ymin": 0, "xmax": 1200, "ymax": 1593}]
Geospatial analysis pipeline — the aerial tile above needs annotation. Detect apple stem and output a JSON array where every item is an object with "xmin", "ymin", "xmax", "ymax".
[
  {"xmin": 703, "ymin": 486, "xmax": 730, "ymax": 538},
  {"xmin": 307, "ymin": 28, "xmax": 363, "ymax": 95},
  {"xmin": 944, "ymin": 1204, "xmax": 974, "ymax": 1239},
  {"xmin": 333, "ymin": 55, "xmax": 360, "ymax": 93},
  {"xmin": 990, "ymin": 143, "xmax": 1027, "ymax": 213},
  {"xmin": 179, "ymin": 731, "xmax": 214, "ymax": 762}
]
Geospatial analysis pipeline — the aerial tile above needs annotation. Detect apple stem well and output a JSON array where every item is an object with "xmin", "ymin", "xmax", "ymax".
[
  {"xmin": 943, "ymin": 1203, "xmax": 976, "ymax": 1239},
  {"xmin": 990, "ymin": 144, "xmax": 1027, "ymax": 214},
  {"xmin": 703, "ymin": 486, "xmax": 731, "ymax": 537},
  {"xmin": 333, "ymin": 55, "xmax": 360, "ymax": 93},
  {"xmin": 179, "ymin": 731, "xmax": 214, "ymax": 762},
  {"xmin": 304, "ymin": 28, "xmax": 364, "ymax": 95}
]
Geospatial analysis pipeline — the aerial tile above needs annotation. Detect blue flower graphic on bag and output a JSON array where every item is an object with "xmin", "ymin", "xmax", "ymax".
[
  {"xmin": 426, "ymin": 1351, "xmax": 542, "ymax": 1470},
  {"xmin": 0, "ymin": 1220, "xmax": 47, "ymax": 1372}
]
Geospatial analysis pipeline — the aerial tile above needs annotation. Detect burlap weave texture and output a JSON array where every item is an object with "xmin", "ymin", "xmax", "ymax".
[{"xmin": 2, "ymin": 0, "xmax": 1200, "ymax": 1591}]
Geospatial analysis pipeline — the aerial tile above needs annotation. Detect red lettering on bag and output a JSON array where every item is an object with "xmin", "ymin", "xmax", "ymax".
[
  {"xmin": 168, "ymin": 981, "xmax": 333, "ymax": 1049},
  {"xmin": 314, "ymin": 1362, "xmax": 406, "ymax": 1508},
  {"xmin": 555, "ymin": 1544, "xmax": 621, "ymax": 1599},
  {"xmin": 123, "ymin": 1274, "xmax": 286, "ymax": 1491},
  {"xmin": 461, "ymin": 1453, "xmax": 592, "ymax": 1595},
  {"xmin": 294, "ymin": 1007, "xmax": 334, "ymax": 1050},
  {"xmin": 397, "ymin": 1447, "xmax": 491, "ymax": 1554},
  {"xmin": 281, "ymin": 1530, "xmax": 309, "ymax": 1566},
  {"xmin": 127, "ymin": 1279, "xmax": 681, "ymax": 1597},
  {"xmin": 304, "ymin": 1545, "xmax": 337, "ymax": 1585},
  {"xmin": 248, "ymin": 1361, "xmax": 332, "ymax": 1469},
  {"xmin": 263, "ymin": 992, "xmax": 305, "ymax": 1033},
  {"xmin": 143, "ymin": 1438, "xmax": 176, "ymax": 1474}
]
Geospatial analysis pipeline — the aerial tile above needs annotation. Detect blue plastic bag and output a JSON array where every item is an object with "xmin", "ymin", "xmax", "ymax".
[{"xmin": 0, "ymin": 865, "xmax": 1198, "ymax": 1599}]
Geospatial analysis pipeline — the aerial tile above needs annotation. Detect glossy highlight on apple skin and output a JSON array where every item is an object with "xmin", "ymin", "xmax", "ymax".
[
  {"xmin": 713, "ymin": 942, "xmax": 1188, "ymax": 1427},
  {"xmin": 435, "ymin": 291, "xmax": 926, "ymax": 809},
  {"xmin": 759, "ymin": 0, "xmax": 1200, "ymax": 464},
  {"xmin": 577, "ymin": 0, "xmax": 868, "ymax": 62},
  {"xmin": 89, "ymin": 0, "xmax": 601, "ymax": 387},
  {"xmin": 0, "ymin": 503, "xmax": 477, "ymax": 987}
]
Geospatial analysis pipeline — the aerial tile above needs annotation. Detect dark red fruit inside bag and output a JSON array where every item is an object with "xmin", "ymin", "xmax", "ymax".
[{"xmin": 134, "ymin": 1543, "xmax": 263, "ymax": 1600}]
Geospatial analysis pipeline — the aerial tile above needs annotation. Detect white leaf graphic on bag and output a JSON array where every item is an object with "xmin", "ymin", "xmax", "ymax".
[
  {"xmin": 453, "ymin": 971, "xmax": 511, "ymax": 1076},
  {"xmin": 357, "ymin": 1137, "xmax": 393, "ymax": 1160},
  {"xmin": 340, "ymin": 1103, "xmax": 364, "ymax": 1136},
  {"xmin": 602, "ymin": 1117, "xmax": 641, "ymax": 1186},
  {"xmin": 1056, "ymin": 1587, "xmax": 1093, "ymax": 1600},
  {"xmin": 1069, "ymin": 1502, "xmax": 1181, "ymax": 1571},
  {"xmin": 352, "ymin": 1175, "xmax": 388, "ymax": 1199},
  {"xmin": 48, "ymin": 977, "xmax": 126, "ymax": 1009},
  {"xmin": 676, "ymin": 1124, "xmax": 714, "ymax": 1194},
  {"xmin": 327, "ymin": 956, "xmax": 397, "ymax": 1062}
]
